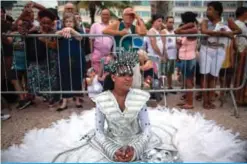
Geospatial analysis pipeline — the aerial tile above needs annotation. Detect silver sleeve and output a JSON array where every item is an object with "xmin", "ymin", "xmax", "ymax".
[
  {"xmin": 129, "ymin": 107, "xmax": 151, "ymax": 160},
  {"xmin": 94, "ymin": 107, "xmax": 122, "ymax": 160}
]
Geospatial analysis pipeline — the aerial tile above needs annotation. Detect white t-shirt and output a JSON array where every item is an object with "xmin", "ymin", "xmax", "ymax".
[
  {"xmin": 146, "ymin": 28, "xmax": 164, "ymax": 58},
  {"xmin": 208, "ymin": 22, "xmax": 232, "ymax": 47},
  {"xmin": 163, "ymin": 29, "xmax": 177, "ymax": 60},
  {"xmin": 235, "ymin": 20, "xmax": 247, "ymax": 52}
]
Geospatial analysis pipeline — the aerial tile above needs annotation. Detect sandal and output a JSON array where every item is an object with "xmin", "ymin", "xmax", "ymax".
[
  {"xmin": 219, "ymin": 97, "xmax": 224, "ymax": 107},
  {"xmin": 76, "ymin": 104, "xmax": 83, "ymax": 108},
  {"xmin": 56, "ymin": 106, "xmax": 68, "ymax": 112},
  {"xmin": 177, "ymin": 102, "xmax": 185, "ymax": 106},
  {"xmin": 180, "ymin": 94, "xmax": 186, "ymax": 100},
  {"xmin": 203, "ymin": 103, "xmax": 215, "ymax": 110},
  {"xmin": 180, "ymin": 104, "xmax": 194, "ymax": 109},
  {"xmin": 196, "ymin": 94, "xmax": 202, "ymax": 101},
  {"xmin": 203, "ymin": 103, "xmax": 211, "ymax": 110},
  {"xmin": 208, "ymin": 102, "xmax": 216, "ymax": 109}
]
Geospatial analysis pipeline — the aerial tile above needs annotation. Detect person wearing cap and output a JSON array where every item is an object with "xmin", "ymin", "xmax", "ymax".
[{"xmin": 103, "ymin": 7, "xmax": 147, "ymax": 51}]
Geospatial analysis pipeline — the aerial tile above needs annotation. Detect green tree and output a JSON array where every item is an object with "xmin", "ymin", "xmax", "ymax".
[{"xmin": 75, "ymin": 1, "xmax": 132, "ymax": 24}]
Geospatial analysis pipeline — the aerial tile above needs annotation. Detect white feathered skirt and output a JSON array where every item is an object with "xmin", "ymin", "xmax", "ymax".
[{"xmin": 2, "ymin": 108, "xmax": 247, "ymax": 162}]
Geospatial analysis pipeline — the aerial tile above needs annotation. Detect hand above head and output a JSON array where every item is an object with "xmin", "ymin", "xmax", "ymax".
[
  {"xmin": 24, "ymin": 2, "xmax": 35, "ymax": 9},
  {"xmin": 135, "ymin": 13, "xmax": 140, "ymax": 20}
]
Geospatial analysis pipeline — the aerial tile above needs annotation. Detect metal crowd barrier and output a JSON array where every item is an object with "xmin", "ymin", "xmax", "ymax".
[
  {"xmin": 1, "ymin": 33, "xmax": 116, "ymax": 94},
  {"xmin": 119, "ymin": 34, "xmax": 247, "ymax": 118},
  {"xmin": 1, "ymin": 33, "xmax": 247, "ymax": 118}
]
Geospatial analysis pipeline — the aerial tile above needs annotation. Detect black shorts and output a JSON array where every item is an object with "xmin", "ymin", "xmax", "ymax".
[
  {"xmin": 219, "ymin": 68, "xmax": 234, "ymax": 77},
  {"xmin": 8, "ymin": 69, "xmax": 27, "ymax": 81}
]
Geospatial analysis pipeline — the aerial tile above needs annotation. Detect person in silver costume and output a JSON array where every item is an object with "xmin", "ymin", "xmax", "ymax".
[{"xmin": 52, "ymin": 51, "xmax": 180, "ymax": 162}]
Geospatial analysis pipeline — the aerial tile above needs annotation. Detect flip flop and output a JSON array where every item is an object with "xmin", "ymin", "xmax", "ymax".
[
  {"xmin": 196, "ymin": 94, "xmax": 202, "ymax": 101},
  {"xmin": 180, "ymin": 94, "xmax": 186, "ymax": 100},
  {"xmin": 208, "ymin": 102, "xmax": 216, "ymax": 109},
  {"xmin": 177, "ymin": 102, "xmax": 185, "ymax": 106},
  {"xmin": 180, "ymin": 104, "xmax": 194, "ymax": 109},
  {"xmin": 203, "ymin": 103, "xmax": 211, "ymax": 110}
]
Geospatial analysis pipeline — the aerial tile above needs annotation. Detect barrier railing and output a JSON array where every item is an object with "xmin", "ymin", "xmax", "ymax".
[
  {"xmin": 119, "ymin": 34, "xmax": 247, "ymax": 118},
  {"xmin": 1, "ymin": 33, "xmax": 246, "ymax": 118},
  {"xmin": 1, "ymin": 34, "xmax": 116, "ymax": 94}
]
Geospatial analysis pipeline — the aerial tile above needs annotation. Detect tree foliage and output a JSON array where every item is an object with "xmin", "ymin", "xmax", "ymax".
[{"xmin": 75, "ymin": 1, "xmax": 132, "ymax": 24}]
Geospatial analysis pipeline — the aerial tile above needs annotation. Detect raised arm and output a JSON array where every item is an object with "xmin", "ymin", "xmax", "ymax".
[
  {"xmin": 201, "ymin": 19, "xmax": 234, "ymax": 38},
  {"xmin": 227, "ymin": 18, "xmax": 242, "ymax": 35},
  {"xmin": 103, "ymin": 20, "xmax": 128, "ymax": 36},
  {"xmin": 201, "ymin": 19, "xmax": 222, "ymax": 36},
  {"xmin": 135, "ymin": 15, "xmax": 147, "ymax": 36},
  {"xmin": 175, "ymin": 23, "xmax": 198, "ymax": 34},
  {"xmin": 25, "ymin": 1, "xmax": 46, "ymax": 11}
]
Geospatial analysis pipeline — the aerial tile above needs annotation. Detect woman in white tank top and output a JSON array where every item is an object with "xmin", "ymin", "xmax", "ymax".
[
  {"xmin": 145, "ymin": 14, "xmax": 165, "ymax": 77},
  {"xmin": 146, "ymin": 28, "xmax": 164, "ymax": 58}
]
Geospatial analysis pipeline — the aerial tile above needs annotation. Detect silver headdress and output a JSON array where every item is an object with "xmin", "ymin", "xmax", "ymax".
[{"xmin": 105, "ymin": 51, "xmax": 139, "ymax": 76}]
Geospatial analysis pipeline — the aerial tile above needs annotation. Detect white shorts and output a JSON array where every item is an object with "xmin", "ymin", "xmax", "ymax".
[{"xmin": 199, "ymin": 45, "xmax": 225, "ymax": 77}]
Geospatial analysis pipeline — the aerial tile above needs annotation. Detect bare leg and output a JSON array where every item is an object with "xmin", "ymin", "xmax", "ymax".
[
  {"xmin": 167, "ymin": 75, "xmax": 172, "ymax": 89},
  {"xmin": 186, "ymin": 78, "xmax": 193, "ymax": 106},
  {"xmin": 201, "ymin": 74, "xmax": 209, "ymax": 109},
  {"xmin": 11, "ymin": 80, "xmax": 25, "ymax": 100},
  {"xmin": 60, "ymin": 98, "xmax": 67, "ymax": 108},
  {"xmin": 208, "ymin": 74, "xmax": 216, "ymax": 108},
  {"xmin": 75, "ymin": 97, "xmax": 83, "ymax": 107}
]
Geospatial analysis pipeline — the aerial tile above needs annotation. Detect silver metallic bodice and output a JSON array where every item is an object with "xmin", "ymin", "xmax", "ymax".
[{"xmin": 93, "ymin": 89, "xmax": 150, "ymax": 145}]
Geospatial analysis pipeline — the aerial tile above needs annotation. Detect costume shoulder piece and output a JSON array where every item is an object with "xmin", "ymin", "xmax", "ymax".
[
  {"xmin": 127, "ymin": 88, "xmax": 150, "ymax": 104},
  {"xmin": 92, "ymin": 91, "xmax": 118, "ymax": 115},
  {"xmin": 92, "ymin": 89, "xmax": 150, "ymax": 115},
  {"xmin": 91, "ymin": 91, "xmax": 112, "ymax": 107},
  {"xmin": 125, "ymin": 89, "xmax": 150, "ymax": 113}
]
